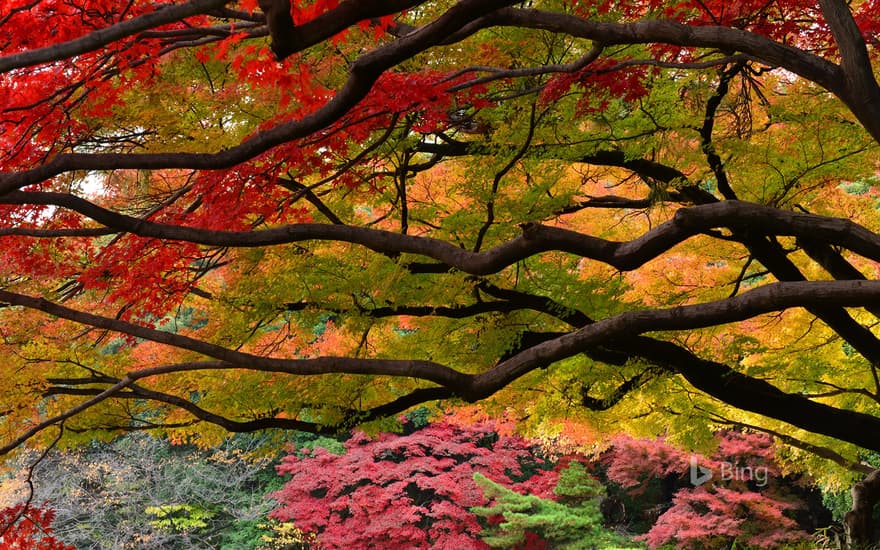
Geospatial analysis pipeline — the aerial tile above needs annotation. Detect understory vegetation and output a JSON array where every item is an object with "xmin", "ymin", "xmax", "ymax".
[
  {"xmin": 4, "ymin": 0, "xmax": 880, "ymax": 546},
  {"xmin": 0, "ymin": 414, "xmax": 856, "ymax": 549}
]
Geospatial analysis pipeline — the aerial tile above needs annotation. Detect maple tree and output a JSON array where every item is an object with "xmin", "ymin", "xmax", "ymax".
[
  {"xmin": 0, "ymin": 504, "xmax": 74, "ymax": 550},
  {"xmin": 4, "ymin": 0, "xmax": 880, "ymax": 543},
  {"xmin": 599, "ymin": 432, "xmax": 817, "ymax": 548},
  {"xmin": 271, "ymin": 421, "xmax": 820, "ymax": 548},
  {"xmin": 270, "ymin": 420, "xmax": 560, "ymax": 548},
  {"xmin": 472, "ymin": 461, "xmax": 627, "ymax": 549}
]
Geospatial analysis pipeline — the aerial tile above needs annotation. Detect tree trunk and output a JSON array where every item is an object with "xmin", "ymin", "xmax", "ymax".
[{"xmin": 845, "ymin": 468, "xmax": 880, "ymax": 545}]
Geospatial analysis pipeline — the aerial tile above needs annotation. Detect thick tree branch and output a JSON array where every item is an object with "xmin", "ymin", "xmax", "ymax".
[
  {"xmin": 8, "ymin": 279, "xmax": 880, "ymax": 451},
  {"xmin": 0, "ymin": 0, "xmax": 231, "ymax": 73},
  {"xmin": 13, "ymin": 194, "xmax": 880, "ymax": 280},
  {"xmin": 0, "ymin": 290, "xmax": 471, "ymax": 389},
  {"xmin": 10, "ymin": 190, "xmax": 880, "ymax": 374},
  {"xmin": 2, "ymin": 4, "xmax": 870, "ymax": 194},
  {"xmin": 413, "ymin": 143, "xmax": 717, "ymax": 205},
  {"xmin": 474, "ymin": 8, "xmax": 880, "ymax": 141},
  {"xmin": 285, "ymin": 298, "xmax": 543, "ymax": 320},
  {"xmin": 257, "ymin": 0, "xmax": 424, "ymax": 60},
  {"xmin": 0, "ymin": 376, "xmax": 136, "ymax": 457},
  {"xmin": 585, "ymin": 334, "xmax": 880, "ymax": 455},
  {"xmin": 0, "ymin": 0, "xmax": 520, "ymax": 193},
  {"xmin": 45, "ymin": 382, "xmax": 454, "ymax": 436},
  {"xmin": 818, "ymin": 0, "xmax": 880, "ymax": 124},
  {"xmin": 481, "ymin": 8, "xmax": 843, "ymax": 93},
  {"xmin": 799, "ymin": 238, "xmax": 880, "ymax": 320},
  {"xmin": 473, "ymin": 280, "xmax": 880, "ymax": 455}
]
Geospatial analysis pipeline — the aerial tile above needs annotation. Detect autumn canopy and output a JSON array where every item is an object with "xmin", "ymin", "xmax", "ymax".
[{"xmin": 3, "ymin": 0, "xmax": 880, "ymax": 531}]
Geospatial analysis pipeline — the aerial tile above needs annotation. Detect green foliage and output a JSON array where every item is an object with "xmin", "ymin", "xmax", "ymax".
[
  {"xmin": 405, "ymin": 406, "xmax": 433, "ymax": 430},
  {"xmin": 821, "ymin": 450, "xmax": 880, "ymax": 525},
  {"xmin": 146, "ymin": 504, "xmax": 214, "ymax": 532},
  {"xmin": 285, "ymin": 430, "xmax": 346, "ymax": 456},
  {"xmin": 840, "ymin": 178, "xmax": 876, "ymax": 196},
  {"xmin": 553, "ymin": 460, "xmax": 604, "ymax": 501},
  {"xmin": 217, "ymin": 518, "xmax": 270, "ymax": 550},
  {"xmin": 821, "ymin": 488, "xmax": 853, "ymax": 523},
  {"xmin": 472, "ymin": 461, "xmax": 628, "ymax": 549}
]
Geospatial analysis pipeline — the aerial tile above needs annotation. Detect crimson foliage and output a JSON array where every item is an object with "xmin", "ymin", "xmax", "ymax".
[
  {"xmin": 270, "ymin": 421, "xmax": 557, "ymax": 548},
  {"xmin": 0, "ymin": 504, "xmax": 74, "ymax": 550},
  {"xmin": 270, "ymin": 421, "xmax": 828, "ymax": 548},
  {"xmin": 601, "ymin": 432, "xmax": 814, "ymax": 549}
]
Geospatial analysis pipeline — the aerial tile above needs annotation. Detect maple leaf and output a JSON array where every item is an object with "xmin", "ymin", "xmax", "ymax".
[
  {"xmin": 270, "ymin": 421, "xmax": 556, "ymax": 547},
  {"xmin": 0, "ymin": 504, "xmax": 75, "ymax": 550}
]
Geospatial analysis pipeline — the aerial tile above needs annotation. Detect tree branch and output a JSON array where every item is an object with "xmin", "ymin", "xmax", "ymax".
[
  {"xmin": 0, "ymin": 0, "xmax": 520, "ymax": 193},
  {"xmin": 0, "ymin": 0, "xmax": 231, "ymax": 73},
  {"xmin": 8, "ymin": 278, "xmax": 880, "ymax": 450}
]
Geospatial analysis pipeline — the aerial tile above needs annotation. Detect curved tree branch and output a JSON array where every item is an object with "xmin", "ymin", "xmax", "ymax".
[
  {"xmin": 699, "ymin": 61, "xmax": 745, "ymax": 200},
  {"xmin": 7, "ymin": 279, "xmax": 880, "ymax": 451},
  {"xmin": 0, "ymin": 0, "xmax": 231, "ymax": 73},
  {"xmin": 0, "ymin": 0, "xmax": 520, "ymax": 193},
  {"xmin": 10, "ymin": 194, "xmax": 880, "ymax": 279}
]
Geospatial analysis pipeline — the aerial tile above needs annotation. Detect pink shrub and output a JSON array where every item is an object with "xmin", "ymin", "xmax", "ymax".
[
  {"xmin": 270, "ymin": 421, "xmax": 557, "ymax": 548},
  {"xmin": 601, "ymin": 432, "xmax": 811, "ymax": 549}
]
